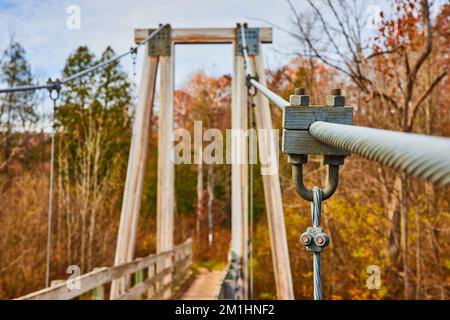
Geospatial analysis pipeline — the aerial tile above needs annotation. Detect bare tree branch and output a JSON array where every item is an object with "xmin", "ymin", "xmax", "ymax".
[{"xmin": 408, "ymin": 71, "xmax": 448, "ymax": 130}]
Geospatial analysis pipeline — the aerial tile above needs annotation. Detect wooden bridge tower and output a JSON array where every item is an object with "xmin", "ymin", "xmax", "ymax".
[{"xmin": 111, "ymin": 25, "xmax": 294, "ymax": 300}]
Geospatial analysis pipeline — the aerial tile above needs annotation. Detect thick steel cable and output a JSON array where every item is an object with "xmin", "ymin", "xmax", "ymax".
[
  {"xmin": 0, "ymin": 24, "xmax": 168, "ymax": 94},
  {"xmin": 309, "ymin": 122, "xmax": 450, "ymax": 186},
  {"xmin": 0, "ymin": 83, "xmax": 57, "ymax": 94},
  {"xmin": 248, "ymin": 79, "xmax": 290, "ymax": 109},
  {"xmin": 311, "ymin": 187, "xmax": 322, "ymax": 300}
]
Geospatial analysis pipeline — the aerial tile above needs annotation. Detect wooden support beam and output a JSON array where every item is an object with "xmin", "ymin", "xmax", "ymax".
[
  {"xmin": 156, "ymin": 42, "xmax": 175, "ymax": 298},
  {"xmin": 231, "ymin": 40, "xmax": 249, "ymax": 299},
  {"xmin": 250, "ymin": 47, "xmax": 294, "ymax": 300},
  {"xmin": 135, "ymin": 27, "xmax": 272, "ymax": 45},
  {"xmin": 110, "ymin": 54, "xmax": 159, "ymax": 299}
]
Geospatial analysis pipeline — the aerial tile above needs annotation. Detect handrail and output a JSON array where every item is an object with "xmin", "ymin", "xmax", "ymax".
[{"xmin": 16, "ymin": 239, "xmax": 192, "ymax": 300}]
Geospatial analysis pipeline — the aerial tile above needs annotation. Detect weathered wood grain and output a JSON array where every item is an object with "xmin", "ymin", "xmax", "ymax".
[
  {"xmin": 157, "ymin": 44, "xmax": 176, "ymax": 299},
  {"xmin": 283, "ymin": 106, "xmax": 353, "ymax": 130},
  {"xmin": 135, "ymin": 27, "xmax": 272, "ymax": 44},
  {"xmin": 17, "ymin": 240, "xmax": 192, "ymax": 300},
  {"xmin": 282, "ymin": 130, "xmax": 351, "ymax": 156},
  {"xmin": 251, "ymin": 48, "xmax": 294, "ymax": 300},
  {"xmin": 110, "ymin": 54, "xmax": 159, "ymax": 299}
]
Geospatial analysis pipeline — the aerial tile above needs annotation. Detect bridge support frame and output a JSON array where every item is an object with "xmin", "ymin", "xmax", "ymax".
[
  {"xmin": 110, "ymin": 53, "xmax": 160, "ymax": 299},
  {"xmin": 156, "ymin": 41, "xmax": 175, "ymax": 299},
  {"xmin": 231, "ymin": 39, "xmax": 249, "ymax": 299},
  {"xmin": 248, "ymin": 45, "xmax": 294, "ymax": 300},
  {"xmin": 112, "ymin": 25, "xmax": 290, "ymax": 300}
]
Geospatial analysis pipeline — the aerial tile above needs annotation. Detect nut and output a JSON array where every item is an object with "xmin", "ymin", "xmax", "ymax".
[
  {"xmin": 290, "ymin": 87, "xmax": 309, "ymax": 106},
  {"xmin": 300, "ymin": 232, "xmax": 312, "ymax": 245},
  {"xmin": 326, "ymin": 88, "xmax": 345, "ymax": 107},
  {"xmin": 314, "ymin": 233, "xmax": 330, "ymax": 247}
]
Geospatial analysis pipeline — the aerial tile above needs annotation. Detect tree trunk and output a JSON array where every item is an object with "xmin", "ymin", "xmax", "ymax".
[
  {"xmin": 207, "ymin": 165, "xmax": 214, "ymax": 246},
  {"xmin": 196, "ymin": 146, "xmax": 203, "ymax": 237},
  {"xmin": 387, "ymin": 175, "xmax": 402, "ymax": 265},
  {"xmin": 400, "ymin": 173, "xmax": 410, "ymax": 299}
]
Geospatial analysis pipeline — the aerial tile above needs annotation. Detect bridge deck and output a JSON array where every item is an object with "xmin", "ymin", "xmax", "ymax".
[{"xmin": 179, "ymin": 268, "xmax": 225, "ymax": 300}]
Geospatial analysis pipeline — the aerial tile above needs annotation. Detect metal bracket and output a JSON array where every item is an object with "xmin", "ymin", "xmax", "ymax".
[
  {"xmin": 236, "ymin": 25, "xmax": 259, "ymax": 56},
  {"xmin": 148, "ymin": 25, "xmax": 172, "ymax": 56},
  {"xmin": 282, "ymin": 106, "xmax": 352, "ymax": 156},
  {"xmin": 283, "ymin": 88, "xmax": 353, "ymax": 202}
]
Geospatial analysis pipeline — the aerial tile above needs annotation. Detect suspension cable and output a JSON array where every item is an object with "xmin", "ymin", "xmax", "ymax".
[
  {"xmin": 247, "ymin": 85, "xmax": 256, "ymax": 300},
  {"xmin": 311, "ymin": 188, "xmax": 323, "ymax": 300},
  {"xmin": 298, "ymin": 187, "xmax": 330, "ymax": 300},
  {"xmin": 240, "ymin": 22, "xmax": 259, "ymax": 301},
  {"xmin": 239, "ymin": 24, "xmax": 254, "ymax": 79},
  {"xmin": 239, "ymin": 24, "xmax": 290, "ymax": 110},
  {"xmin": 0, "ymin": 24, "xmax": 168, "ymax": 94},
  {"xmin": 45, "ymin": 83, "xmax": 61, "ymax": 288}
]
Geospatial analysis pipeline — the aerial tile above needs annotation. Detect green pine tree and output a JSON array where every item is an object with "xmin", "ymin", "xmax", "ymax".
[{"xmin": 0, "ymin": 39, "xmax": 39, "ymax": 169}]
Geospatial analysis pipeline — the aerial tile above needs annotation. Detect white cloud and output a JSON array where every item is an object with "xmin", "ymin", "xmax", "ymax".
[{"xmin": 0, "ymin": 0, "xmax": 297, "ymax": 88}]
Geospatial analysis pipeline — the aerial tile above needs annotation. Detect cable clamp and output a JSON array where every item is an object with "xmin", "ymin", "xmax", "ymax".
[
  {"xmin": 246, "ymin": 74, "xmax": 258, "ymax": 96},
  {"xmin": 46, "ymin": 78, "xmax": 61, "ymax": 102}
]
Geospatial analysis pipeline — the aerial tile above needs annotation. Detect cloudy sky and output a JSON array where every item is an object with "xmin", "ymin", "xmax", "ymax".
[
  {"xmin": 1, "ymin": 0, "xmax": 446, "ymax": 90},
  {"xmin": 0, "ymin": 0, "xmax": 307, "ymax": 88},
  {"xmin": 13, "ymin": 0, "xmax": 450, "ymax": 106}
]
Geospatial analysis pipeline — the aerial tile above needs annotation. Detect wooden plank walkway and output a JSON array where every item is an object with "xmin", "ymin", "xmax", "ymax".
[{"xmin": 179, "ymin": 268, "xmax": 225, "ymax": 300}]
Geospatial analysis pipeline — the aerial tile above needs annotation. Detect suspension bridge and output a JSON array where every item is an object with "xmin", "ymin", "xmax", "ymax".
[{"xmin": 1, "ymin": 23, "xmax": 449, "ymax": 301}]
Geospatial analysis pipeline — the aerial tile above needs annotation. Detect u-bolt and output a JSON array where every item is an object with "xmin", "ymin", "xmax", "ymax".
[{"xmin": 291, "ymin": 155, "xmax": 344, "ymax": 202}]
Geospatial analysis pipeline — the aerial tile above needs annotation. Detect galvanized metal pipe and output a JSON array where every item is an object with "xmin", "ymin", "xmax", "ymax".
[{"xmin": 309, "ymin": 121, "xmax": 450, "ymax": 186}]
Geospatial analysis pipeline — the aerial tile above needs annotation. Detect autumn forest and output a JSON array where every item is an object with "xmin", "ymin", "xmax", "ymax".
[{"xmin": 0, "ymin": 0, "xmax": 449, "ymax": 300}]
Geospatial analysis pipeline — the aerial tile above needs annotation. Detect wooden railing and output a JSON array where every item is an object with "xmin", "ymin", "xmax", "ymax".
[{"xmin": 16, "ymin": 239, "xmax": 192, "ymax": 300}]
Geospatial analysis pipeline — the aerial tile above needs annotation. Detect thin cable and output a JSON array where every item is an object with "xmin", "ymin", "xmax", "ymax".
[
  {"xmin": 248, "ymin": 97, "xmax": 255, "ymax": 300},
  {"xmin": 45, "ymin": 88, "xmax": 60, "ymax": 288},
  {"xmin": 0, "ymin": 24, "xmax": 168, "ymax": 94},
  {"xmin": 239, "ymin": 23, "xmax": 289, "ymax": 110},
  {"xmin": 311, "ymin": 187, "xmax": 323, "ymax": 300},
  {"xmin": 239, "ymin": 23, "xmax": 254, "ymax": 78},
  {"xmin": 61, "ymin": 25, "xmax": 166, "ymax": 84}
]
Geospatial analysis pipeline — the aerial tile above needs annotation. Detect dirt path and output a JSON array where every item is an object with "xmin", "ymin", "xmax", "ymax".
[{"xmin": 180, "ymin": 268, "xmax": 225, "ymax": 300}]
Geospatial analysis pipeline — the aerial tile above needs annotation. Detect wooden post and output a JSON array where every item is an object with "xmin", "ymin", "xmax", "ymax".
[
  {"xmin": 110, "ymin": 54, "xmax": 159, "ymax": 299},
  {"xmin": 147, "ymin": 263, "xmax": 156, "ymax": 299},
  {"xmin": 92, "ymin": 268, "xmax": 105, "ymax": 300},
  {"xmin": 156, "ymin": 42, "xmax": 175, "ymax": 298},
  {"xmin": 231, "ymin": 39, "xmax": 248, "ymax": 299},
  {"xmin": 134, "ymin": 270, "xmax": 143, "ymax": 300},
  {"xmin": 250, "ymin": 47, "xmax": 294, "ymax": 300}
]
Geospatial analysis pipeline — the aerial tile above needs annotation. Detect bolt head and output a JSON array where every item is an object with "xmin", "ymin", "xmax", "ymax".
[
  {"xmin": 326, "ymin": 94, "xmax": 345, "ymax": 107},
  {"xmin": 290, "ymin": 94, "xmax": 310, "ymax": 107},
  {"xmin": 300, "ymin": 232, "xmax": 312, "ymax": 245},
  {"xmin": 314, "ymin": 233, "xmax": 330, "ymax": 247}
]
